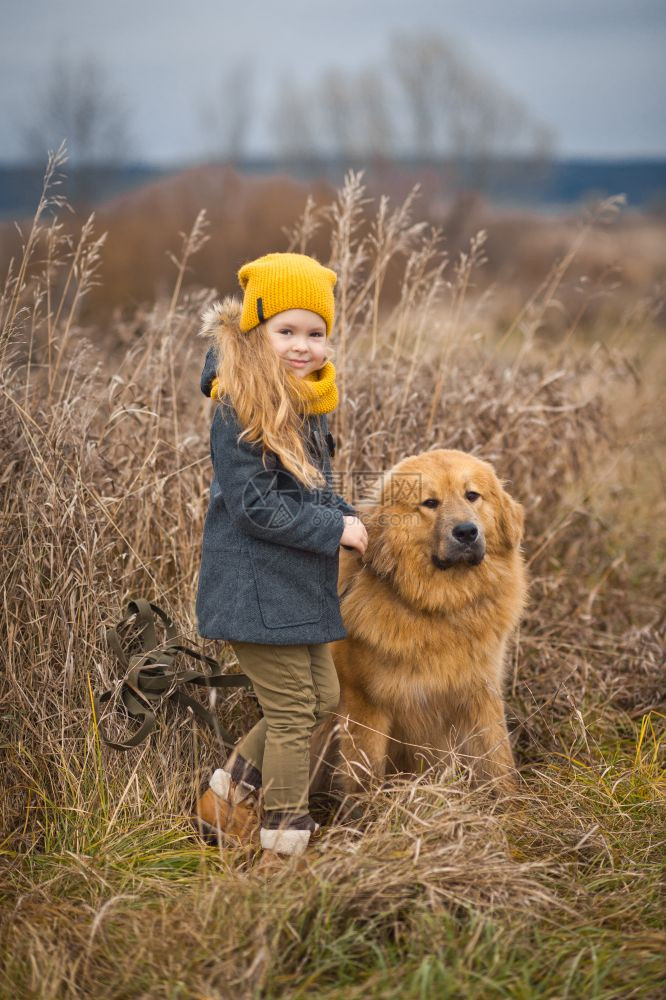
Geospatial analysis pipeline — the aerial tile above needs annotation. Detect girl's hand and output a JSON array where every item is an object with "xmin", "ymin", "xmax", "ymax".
[{"xmin": 340, "ymin": 514, "xmax": 368, "ymax": 555}]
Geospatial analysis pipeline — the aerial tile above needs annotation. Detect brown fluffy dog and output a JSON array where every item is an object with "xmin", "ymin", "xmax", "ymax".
[{"xmin": 311, "ymin": 448, "xmax": 528, "ymax": 797}]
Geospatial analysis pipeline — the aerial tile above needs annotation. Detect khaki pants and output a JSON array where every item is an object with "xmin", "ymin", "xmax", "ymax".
[{"xmin": 226, "ymin": 641, "xmax": 340, "ymax": 814}]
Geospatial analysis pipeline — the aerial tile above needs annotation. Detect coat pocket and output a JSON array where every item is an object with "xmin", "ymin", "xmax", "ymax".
[
  {"xmin": 195, "ymin": 544, "xmax": 241, "ymax": 635},
  {"xmin": 248, "ymin": 538, "xmax": 323, "ymax": 628}
]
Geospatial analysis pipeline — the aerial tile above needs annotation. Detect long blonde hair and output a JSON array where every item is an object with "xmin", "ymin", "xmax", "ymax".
[{"xmin": 216, "ymin": 301, "xmax": 337, "ymax": 490}]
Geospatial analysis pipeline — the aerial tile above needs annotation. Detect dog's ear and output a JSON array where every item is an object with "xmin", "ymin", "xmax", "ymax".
[{"xmin": 496, "ymin": 485, "xmax": 525, "ymax": 552}]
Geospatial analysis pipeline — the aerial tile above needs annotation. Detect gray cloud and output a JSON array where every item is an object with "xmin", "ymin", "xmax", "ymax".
[{"xmin": 0, "ymin": 0, "xmax": 664, "ymax": 161}]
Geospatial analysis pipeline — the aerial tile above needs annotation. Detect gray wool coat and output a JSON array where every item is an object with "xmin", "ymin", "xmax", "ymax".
[{"xmin": 195, "ymin": 346, "xmax": 358, "ymax": 645}]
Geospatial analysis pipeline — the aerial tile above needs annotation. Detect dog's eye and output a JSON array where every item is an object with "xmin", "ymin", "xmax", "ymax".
[
  {"xmin": 466, "ymin": 491, "xmax": 481, "ymax": 502},
  {"xmin": 422, "ymin": 498, "xmax": 439, "ymax": 508}
]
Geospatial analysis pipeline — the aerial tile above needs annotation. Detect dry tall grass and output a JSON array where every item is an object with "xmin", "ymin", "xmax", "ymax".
[{"xmin": 1, "ymin": 146, "xmax": 664, "ymax": 999}]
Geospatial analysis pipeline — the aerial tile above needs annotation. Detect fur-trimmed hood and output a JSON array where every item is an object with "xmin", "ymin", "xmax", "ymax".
[
  {"xmin": 198, "ymin": 295, "xmax": 243, "ymax": 354},
  {"xmin": 197, "ymin": 296, "xmax": 242, "ymax": 399}
]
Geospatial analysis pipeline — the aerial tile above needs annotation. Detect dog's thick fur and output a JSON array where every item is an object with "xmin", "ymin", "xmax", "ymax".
[{"xmin": 311, "ymin": 448, "xmax": 528, "ymax": 797}]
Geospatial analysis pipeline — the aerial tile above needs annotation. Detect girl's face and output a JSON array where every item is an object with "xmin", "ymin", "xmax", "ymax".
[{"xmin": 264, "ymin": 309, "xmax": 328, "ymax": 378}]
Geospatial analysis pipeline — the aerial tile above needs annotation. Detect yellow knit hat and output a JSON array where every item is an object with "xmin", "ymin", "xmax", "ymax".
[{"xmin": 237, "ymin": 252, "xmax": 337, "ymax": 335}]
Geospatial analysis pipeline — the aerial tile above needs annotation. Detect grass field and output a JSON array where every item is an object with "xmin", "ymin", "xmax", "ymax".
[{"xmin": 1, "ymin": 152, "xmax": 664, "ymax": 998}]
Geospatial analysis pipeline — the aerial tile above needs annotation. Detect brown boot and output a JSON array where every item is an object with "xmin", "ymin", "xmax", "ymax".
[{"xmin": 193, "ymin": 769, "xmax": 260, "ymax": 848}]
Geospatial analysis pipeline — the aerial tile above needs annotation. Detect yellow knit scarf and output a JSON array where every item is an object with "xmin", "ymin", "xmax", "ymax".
[{"xmin": 210, "ymin": 358, "xmax": 339, "ymax": 415}]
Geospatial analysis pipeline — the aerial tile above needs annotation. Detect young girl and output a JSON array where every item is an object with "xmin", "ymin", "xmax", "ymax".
[{"xmin": 194, "ymin": 252, "xmax": 367, "ymax": 870}]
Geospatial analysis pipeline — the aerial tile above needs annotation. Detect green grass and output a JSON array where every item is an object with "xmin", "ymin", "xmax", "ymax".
[{"xmin": 2, "ymin": 713, "xmax": 664, "ymax": 999}]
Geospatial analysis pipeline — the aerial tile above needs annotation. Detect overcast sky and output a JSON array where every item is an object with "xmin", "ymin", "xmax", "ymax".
[{"xmin": 1, "ymin": 0, "xmax": 664, "ymax": 163}]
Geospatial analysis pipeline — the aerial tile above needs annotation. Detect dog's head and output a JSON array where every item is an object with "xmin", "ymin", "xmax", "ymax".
[{"xmin": 355, "ymin": 449, "xmax": 524, "ymax": 610}]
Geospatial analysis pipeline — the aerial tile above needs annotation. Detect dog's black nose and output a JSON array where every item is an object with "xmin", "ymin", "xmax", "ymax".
[{"xmin": 452, "ymin": 522, "xmax": 479, "ymax": 544}]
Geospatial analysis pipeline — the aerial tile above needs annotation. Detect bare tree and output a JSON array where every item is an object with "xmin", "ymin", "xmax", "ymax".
[
  {"xmin": 270, "ymin": 75, "xmax": 322, "ymax": 163},
  {"xmin": 271, "ymin": 65, "xmax": 396, "ymax": 163},
  {"xmin": 389, "ymin": 31, "xmax": 556, "ymax": 169},
  {"xmin": 268, "ymin": 29, "xmax": 553, "ymax": 187},
  {"xmin": 316, "ymin": 66, "xmax": 396, "ymax": 160},
  {"xmin": 317, "ymin": 67, "xmax": 357, "ymax": 157},
  {"xmin": 199, "ymin": 58, "xmax": 255, "ymax": 164},
  {"xmin": 21, "ymin": 53, "xmax": 132, "ymax": 167},
  {"xmin": 387, "ymin": 30, "xmax": 556, "ymax": 231},
  {"xmin": 355, "ymin": 67, "xmax": 396, "ymax": 160}
]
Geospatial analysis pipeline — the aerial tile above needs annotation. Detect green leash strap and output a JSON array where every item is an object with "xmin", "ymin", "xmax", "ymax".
[
  {"xmin": 104, "ymin": 598, "xmax": 179, "ymax": 670},
  {"xmin": 95, "ymin": 599, "xmax": 252, "ymax": 752}
]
